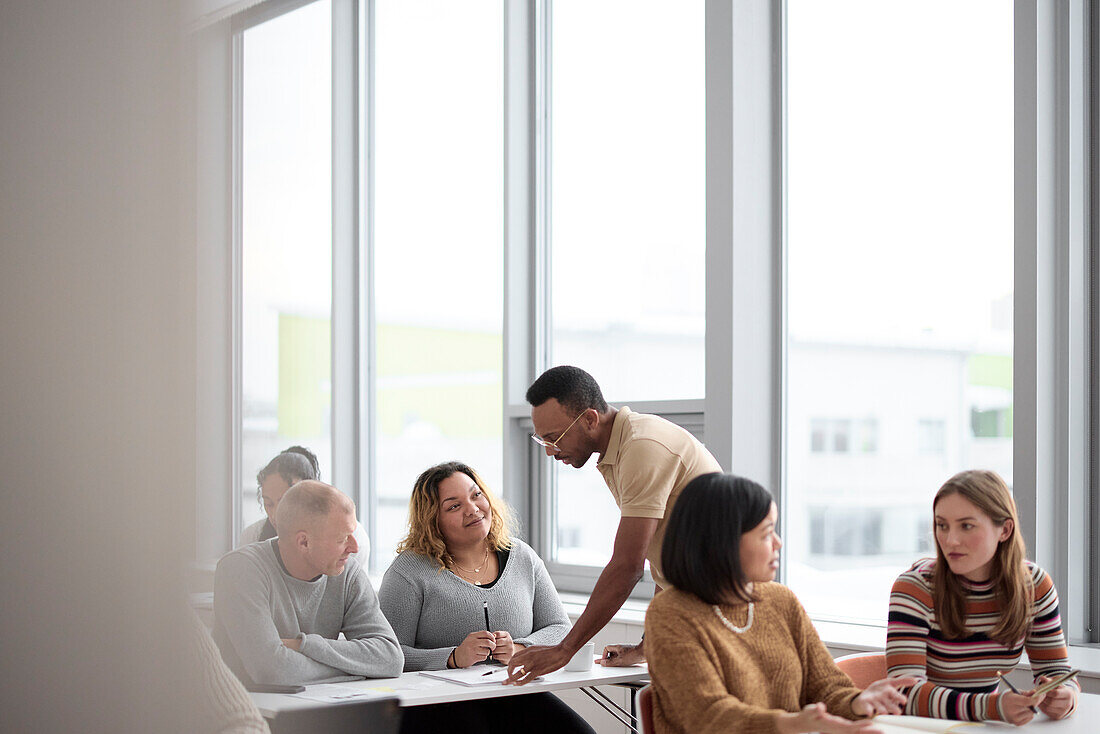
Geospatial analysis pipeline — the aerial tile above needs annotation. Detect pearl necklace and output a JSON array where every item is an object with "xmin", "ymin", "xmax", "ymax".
[{"xmin": 713, "ymin": 603, "xmax": 754, "ymax": 633}]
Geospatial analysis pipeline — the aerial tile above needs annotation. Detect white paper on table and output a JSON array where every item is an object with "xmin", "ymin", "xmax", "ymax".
[
  {"xmin": 294, "ymin": 683, "xmax": 396, "ymax": 703},
  {"xmin": 417, "ymin": 666, "xmax": 548, "ymax": 687},
  {"xmin": 418, "ymin": 667, "xmax": 511, "ymax": 686},
  {"xmin": 871, "ymin": 715, "xmax": 984, "ymax": 734}
]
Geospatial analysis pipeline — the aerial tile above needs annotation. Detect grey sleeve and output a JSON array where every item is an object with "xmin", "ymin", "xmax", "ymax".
[
  {"xmin": 513, "ymin": 549, "xmax": 571, "ymax": 648},
  {"xmin": 213, "ymin": 554, "xmax": 354, "ymax": 685},
  {"xmin": 297, "ymin": 567, "xmax": 404, "ymax": 678},
  {"xmin": 378, "ymin": 566, "xmax": 453, "ymax": 672}
]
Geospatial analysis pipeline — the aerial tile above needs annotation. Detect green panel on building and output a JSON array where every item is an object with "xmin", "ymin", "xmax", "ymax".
[
  {"xmin": 377, "ymin": 324, "xmax": 502, "ymax": 438},
  {"xmin": 967, "ymin": 353, "xmax": 1012, "ymax": 389},
  {"xmin": 278, "ymin": 313, "xmax": 331, "ymax": 437}
]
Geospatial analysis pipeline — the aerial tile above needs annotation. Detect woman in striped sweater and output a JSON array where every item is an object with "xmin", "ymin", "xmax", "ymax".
[{"xmin": 886, "ymin": 469, "xmax": 1078, "ymax": 726}]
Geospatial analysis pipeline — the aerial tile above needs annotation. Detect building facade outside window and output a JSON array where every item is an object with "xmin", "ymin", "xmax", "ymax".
[{"xmin": 785, "ymin": 0, "xmax": 1013, "ymax": 624}]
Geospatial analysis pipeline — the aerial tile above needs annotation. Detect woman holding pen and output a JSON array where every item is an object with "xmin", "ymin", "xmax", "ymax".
[
  {"xmin": 886, "ymin": 469, "xmax": 1079, "ymax": 725},
  {"xmin": 379, "ymin": 461, "xmax": 594, "ymax": 734},
  {"xmin": 644, "ymin": 473, "xmax": 916, "ymax": 734}
]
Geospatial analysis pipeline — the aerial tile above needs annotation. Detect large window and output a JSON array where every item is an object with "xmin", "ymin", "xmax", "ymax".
[
  {"xmin": 372, "ymin": 0, "xmax": 504, "ymax": 570},
  {"xmin": 547, "ymin": 0, "xmax": 705, "ymax": 571},
  {"xmin": 785, "ymin": 0, "xmax": 1013, "ymax": 624},
  {"xmin": 215, "ymin": 0, "xmax": 1095, "ymax": 645},
  {"xmin": 238, "ymin": 0, "xmax": 333, "ymax": 532}
]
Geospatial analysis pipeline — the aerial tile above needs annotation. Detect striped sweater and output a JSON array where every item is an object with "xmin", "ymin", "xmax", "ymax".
[{"xmin": 886, "ymin": 558, "xmax": 1078, "ymax": 721}]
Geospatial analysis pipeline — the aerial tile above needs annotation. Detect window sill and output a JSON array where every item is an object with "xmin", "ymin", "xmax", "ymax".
[{"xmin": 558, "ymin": 590, "xmax": 1100, "ymax": 681}]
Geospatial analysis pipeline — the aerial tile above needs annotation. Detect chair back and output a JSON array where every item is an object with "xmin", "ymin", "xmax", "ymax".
[
  {"xmin": 834, "ymin": 652, "xmax": 887, "ymax": 689},
  {"xmin": 638, "ymin": 684, "xmax": 655, "ymax": 734}
]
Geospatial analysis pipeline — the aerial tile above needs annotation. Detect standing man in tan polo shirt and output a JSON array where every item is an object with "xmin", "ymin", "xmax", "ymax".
[{"xmin": 506, "ymin": 365, "xmax": 721, "ymax": 684}]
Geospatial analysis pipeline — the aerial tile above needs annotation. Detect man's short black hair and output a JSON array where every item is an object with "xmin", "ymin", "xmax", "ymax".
[
  {"xmin": 525, "ymin": 365, "xmax": 609, "ymax": 414},
  {"xmin": 661, "ymin": 473, "xmax": 774, "ymax": 605}
]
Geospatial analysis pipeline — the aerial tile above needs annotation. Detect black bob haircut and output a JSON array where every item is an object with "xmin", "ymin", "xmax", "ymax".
[
  {"xmin": 661, "ymin": 472, "xmax": 774, "ymax": 605},
  {"xmin": 525, "ymin": 365, "xmax": 609, "ymax": 414}
]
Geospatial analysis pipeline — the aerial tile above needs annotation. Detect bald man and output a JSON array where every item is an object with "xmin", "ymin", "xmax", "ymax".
[{"xmin": 214, "ymin": 481, "xmax": 403, "ymax": 686}]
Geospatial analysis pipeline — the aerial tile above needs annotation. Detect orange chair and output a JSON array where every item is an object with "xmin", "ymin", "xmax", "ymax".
[
  {"xmin": 834, "ymin": 652, "xmax": 888, "ymax": 688},
  {"xmin": 638, "ymin": 684, "xmax": 655, "ymax": 734}
]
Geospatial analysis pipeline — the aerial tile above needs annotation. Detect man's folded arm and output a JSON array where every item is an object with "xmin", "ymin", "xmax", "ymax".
[
  {"xmin": 214, "ymin": 555, "xmax": 354, "ymax": 685},
  {"xmin": 297, "ymin": 571, "xmax": 403, "ymax": 678}
]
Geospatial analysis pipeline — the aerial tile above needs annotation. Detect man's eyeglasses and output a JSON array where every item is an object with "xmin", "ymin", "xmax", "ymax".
[{"xmin": 530, "ymin": 411, "xmax": 585, "ymax": 454}]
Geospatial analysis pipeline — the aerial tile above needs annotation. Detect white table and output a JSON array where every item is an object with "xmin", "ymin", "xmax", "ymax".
[
  {"xmin": 882, "ymin": 693, "xmax": 1100, "ymax": 733},
  {"xmin": 250, "ymin": 663, "xmax": 648, "ymax": 715},
  {"xmin": 998, "ymin": 691, "xmax": 1100, "ymax": 733}
]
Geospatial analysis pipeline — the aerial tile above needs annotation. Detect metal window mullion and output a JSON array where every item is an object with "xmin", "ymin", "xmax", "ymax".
[
  {"xmin": 231, "ymin": 29, "xmax": 245, "ymax": 547},
  {"xmin": 1058, "ymin": 0, "xmax": 1092, "ymax": 645},
  {"xmin": 361, "ymin": 0, "xmax": 378, "ymax": 573},
  {"xmin": 535, "ymin": 0, "xmax": 553, "ymax": 560},
  {"xmin": 1015, "ymin": 0, "xmax": 1091, "ymax": 643},
  {"xmin": 1090, "ymin": 0, "xmax": 1100, "ymax": 644},
  {"xmin": 331, "ymin": 0, "xmax": 359, "ymax": 511}
]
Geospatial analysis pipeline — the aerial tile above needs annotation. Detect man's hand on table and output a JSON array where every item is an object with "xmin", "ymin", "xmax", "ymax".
[
  {"xmin": 599, "ymin": 641, "xmax": 645, "ymax": 667},
  {"xmin": 505, "ymin": 643, "xmax": 573, "ymax": 685}
]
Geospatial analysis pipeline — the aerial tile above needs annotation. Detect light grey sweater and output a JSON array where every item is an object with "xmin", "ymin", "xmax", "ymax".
[
  {"xmin": 213, "ymin": 539, "xmax": 403, "ymax": 685},
  {"xmin": 378, "ymin": 539, "xmax": 571, "ymax": 671}
]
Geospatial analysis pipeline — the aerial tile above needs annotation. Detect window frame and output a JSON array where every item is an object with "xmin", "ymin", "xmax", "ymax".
[
  {"xmin": 228, "ymin": 0, "xmax": 363, "ymax": 556},
  {"xmin": 203, "ymin": 0, "xmax": 1100, "ymax": 643}
]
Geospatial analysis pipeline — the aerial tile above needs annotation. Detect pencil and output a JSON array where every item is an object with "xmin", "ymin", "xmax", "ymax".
[
  {"xmin": 997, "ymin": 671, "xmax": 1038, "ymax": 713},
  {"xmin": 1032, "ymin": 669, "xmax": 1079, "ymax": 696}
]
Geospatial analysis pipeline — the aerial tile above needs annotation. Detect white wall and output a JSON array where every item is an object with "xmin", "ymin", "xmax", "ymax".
[{"xmin": 0, "ymin": 2, "xmax": 199, "ymax": 731}]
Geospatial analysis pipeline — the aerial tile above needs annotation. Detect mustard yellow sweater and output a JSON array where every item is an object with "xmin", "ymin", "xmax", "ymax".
[{"xmin": 645, "ymin": 583, "xmax": 862, "ymax": 734}]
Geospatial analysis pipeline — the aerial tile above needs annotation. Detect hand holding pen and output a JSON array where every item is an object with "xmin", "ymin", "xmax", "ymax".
[
  {"xmin": 1031, "ymin": 671, "xmax": 1079, "ymax": 721},
  {"xmin": 451, "ymin": 630, "xmax": 497, "ymax": 668},
  {"xmin": 481, "ymin": 601, "xmax": 524, "ymax": 665},
  {"xmin": 997, "ymin": 671, "xmax": 1045, "ymax": 726}
]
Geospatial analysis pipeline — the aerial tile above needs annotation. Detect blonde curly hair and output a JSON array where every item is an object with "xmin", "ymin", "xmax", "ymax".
[{"xmin": 396, "ymin": 461, "xmax": 513, "ymax": 571}]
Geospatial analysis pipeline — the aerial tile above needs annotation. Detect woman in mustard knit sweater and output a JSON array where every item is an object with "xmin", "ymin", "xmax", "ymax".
[{"xmin": 645, "ymin": 473, "xmax": 916, "ymax": 734}]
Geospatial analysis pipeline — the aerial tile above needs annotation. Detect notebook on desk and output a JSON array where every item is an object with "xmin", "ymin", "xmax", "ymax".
[
  {"xmin": 871, "ymin": 716, "xmax": 983, "ymax": 734},
  {"xmin": 418, "ymin": 667, "xmax": 515, "ymax": 686},
  {"xmin": 266, "ymin": 696, "xmax": 401, "ymax": 734}
]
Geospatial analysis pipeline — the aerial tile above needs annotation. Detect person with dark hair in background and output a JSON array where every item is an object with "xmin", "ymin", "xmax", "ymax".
[
  {"xmin": 507, "ymin": 365, "xmax": 721, "ymax": 684},
  {"xmin": 240, "ymin": 446, "xmax": 370, "ymax": 570},
  {"xmin": 645, "ymin": 473, "xmax": 915, "ymax": 734},
  {"xmin": 379, "ymin": 461, "xmax": 594, "ymax": 734}
]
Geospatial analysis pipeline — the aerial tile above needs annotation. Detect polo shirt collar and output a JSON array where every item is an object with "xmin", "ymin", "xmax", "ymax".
[{"xmin": 598, "ymin": 406, "xmax": 632, "ymax": 467}]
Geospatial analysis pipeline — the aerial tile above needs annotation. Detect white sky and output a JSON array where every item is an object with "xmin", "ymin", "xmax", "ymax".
[
  {"xmin": 787, "ymin": 0, "xmax": 1013, "ymax": 342},
  {"xmin": 241, "ymin": 0, "xmax": 1014, "ymax": 396}
]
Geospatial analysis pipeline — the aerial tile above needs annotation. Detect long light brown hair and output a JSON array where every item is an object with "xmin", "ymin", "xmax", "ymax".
[
  {"xmin": 932, "ymin": 470, "xmax": 1032, "ymax": 645},
  {"xmin": 396, "ymin": 461, "xmax": 513, "ymax": 571}
]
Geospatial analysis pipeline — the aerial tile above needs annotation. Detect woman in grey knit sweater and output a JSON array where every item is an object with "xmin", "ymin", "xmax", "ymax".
[{"xmin": 379, "ymin": 461, "xmax": 594, "ymax": 734}]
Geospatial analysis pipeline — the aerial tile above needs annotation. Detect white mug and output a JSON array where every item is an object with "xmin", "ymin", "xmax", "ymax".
[{"xmin": 564, "ymin": 642, "xmax": 595, "ymax": 672}]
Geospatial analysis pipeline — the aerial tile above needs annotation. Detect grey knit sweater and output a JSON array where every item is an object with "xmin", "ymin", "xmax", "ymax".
[
  {"xmin": 213, "ymin": 538, "xmax": 403, "ymax": 685},
  {"xmin": 378, "ymin": 539, "xmax": 571, "ymax": 671}
]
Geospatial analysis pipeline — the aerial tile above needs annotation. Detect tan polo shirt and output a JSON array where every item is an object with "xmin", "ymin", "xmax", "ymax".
[{"xmin": 596, "ymin": 407, "xmax": 722, "ymax": 588}]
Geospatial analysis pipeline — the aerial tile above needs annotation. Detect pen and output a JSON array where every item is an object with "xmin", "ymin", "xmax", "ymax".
[
  {"xmin": 483, "ymin": 600, "xmax": 492, "ymax": 662},
  {"xmin": 997, "ymin": 671, "xmax": 1038, "ymax": 714},
  {"xmin": 481, "ymin": 669, "xmax": 496, "ymax": 676}
]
